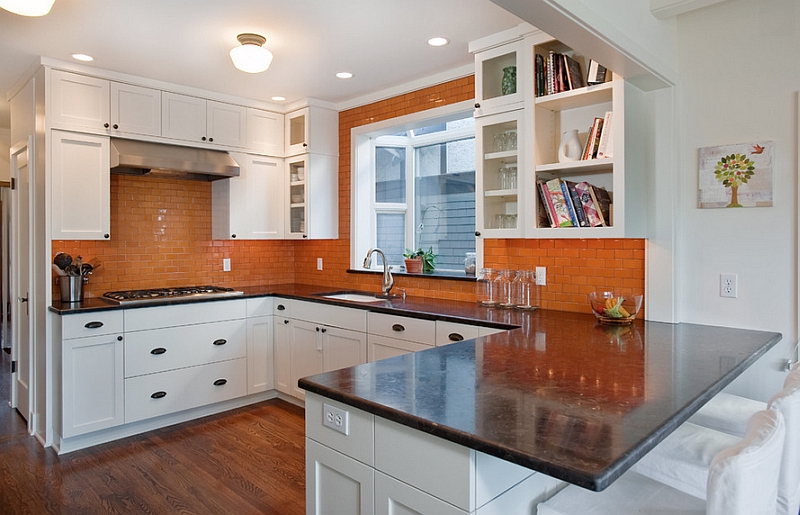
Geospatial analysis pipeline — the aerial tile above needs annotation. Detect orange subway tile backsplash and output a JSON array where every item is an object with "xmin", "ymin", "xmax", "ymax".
[{"xmin": 53, "ymin": 76, "xmax": 646, "ymax": 316}]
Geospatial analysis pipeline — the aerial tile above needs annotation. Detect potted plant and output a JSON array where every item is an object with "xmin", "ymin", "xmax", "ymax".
[{"xmin": 404, "ymin": 247, "xmax": 436, "ymax": 274}]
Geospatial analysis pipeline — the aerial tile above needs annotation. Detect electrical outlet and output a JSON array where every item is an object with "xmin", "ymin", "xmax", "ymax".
[
  {"xmin": 323, "ymin": 403, "xmax": 349, "ymax": 435},
  {"xmin": 535, "ymin": 266, "xmax": 546, "ymax": 286},
  {"xmin": 317, "ymin": 258, "xmax": 323, "ymax": 271},
  {"xmin": 223, "ymin": 258, "xmax": 231, "ymax": 272},
  {"xmin": 720, "ymin": 273, "xmax": 737, "ymax": 298}
]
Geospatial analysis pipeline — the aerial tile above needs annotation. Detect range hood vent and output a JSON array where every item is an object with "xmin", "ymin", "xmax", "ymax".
[{"xmin": 110, "ymin": 139, "xmax": 240, "ymax": 181}]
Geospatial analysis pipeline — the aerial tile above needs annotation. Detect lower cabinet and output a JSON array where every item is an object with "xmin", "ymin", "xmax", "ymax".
[
  {"xmin": 247, "ymin": 316, "xmax": 274, "ymax": 394},
  {"xmin": 375, "ymin": 471, "xmax": 467, "ymax": 515},
  {"xmin": 62, "ymin": 332, "xmax": 124, "ymax": 438},
  {"xmin": 306, "ymin": 439, "xmax": 374, "ymax": 515}
]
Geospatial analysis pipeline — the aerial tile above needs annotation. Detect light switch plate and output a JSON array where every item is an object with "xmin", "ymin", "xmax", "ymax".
[{"xmin": 223, "ymin": 258, "xmax": 231, "ymax": 272}]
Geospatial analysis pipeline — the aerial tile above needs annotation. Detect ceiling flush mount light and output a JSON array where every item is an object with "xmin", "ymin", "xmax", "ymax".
[
  {"xmin": 0, "ymin": 0, "xmax": 55, "ymax": 16},
  {"xmin": 230, "ymin": 33, "xmax": 273, "ymax": 73},
  {"xmin": 427, "ymin": 37, "xmax": 449, "ymax": 47},
  {"xmin": 336, "ymin": 72, "xmax": 353, "ymax": 79},
  {"xmin": 271, "ymin": 96, "xmax": 286, "ymax": 102},
  {"xmin": 72, "ymin": 53, "xmax": 94, "ymax": 62}
]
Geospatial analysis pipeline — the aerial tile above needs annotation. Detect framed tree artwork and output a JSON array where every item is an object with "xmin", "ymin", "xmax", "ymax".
[{"xmin": 698, "ymin": 141, "xmax": 773, "ymax": 208}]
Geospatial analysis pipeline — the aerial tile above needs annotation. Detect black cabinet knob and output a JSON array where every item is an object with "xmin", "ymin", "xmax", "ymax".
[
  {"xmin": 284, "ymin": 319, "xmax": 289, "ymax": 324},
  {"xmin": 321, "ymin": 327, "xmax": 327, "ymax": 333},
  {"xmin": 113, "ymin": 124, "xmax": 118, "ymax": 129},
  {"xmin": 209, "ymin": 137, "xmax": 214, "ymax": 142},
  {"xmin": 231, "ymin": 234, "xmax": 236, "ymax": 238},
  {"xmin": 103, "ymin": 123, "xmax": 109, "ymax": 128},
  {"xmin": 117, "ymin": 336, "xmax": 123, "ymax": 341},
  {"xmin": 302, "ymin": 234, "xmax": 308, "ymax": 239},
  {"xmin": 201, "ymin": 136, "xmax": 207, "ymax": 141},
  {"xmin": 474, "ymin": 103, "xmax": 480, "ymax": 109},
  {"xmin": 104, "ymin": 233, "xmax": 110, "ymax": 239},
  {"xmin": 475, "ymin": 231, "xmax": 481, "ymax": 237},
  {"xmin": 316, "ymin": 327, "xmax": 320, "ymax": 332}
]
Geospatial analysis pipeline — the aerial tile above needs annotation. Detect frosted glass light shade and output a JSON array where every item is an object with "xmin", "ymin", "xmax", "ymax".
[
  {"xmin": 0, "ymin": 0, "xmax": 55, "ymax": 16},
  {"xmin": 230, "ymin": 33, "xmax": 273, "ymax": 73}
]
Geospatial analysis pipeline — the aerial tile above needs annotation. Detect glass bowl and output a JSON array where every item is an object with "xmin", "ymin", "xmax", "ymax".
[{"xmin": 588, "ymin": 291, "xmax": 643, "ymax": 325}]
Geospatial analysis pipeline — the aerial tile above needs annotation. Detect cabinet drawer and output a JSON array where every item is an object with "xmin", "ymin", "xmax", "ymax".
[
  {"xmin": 273, "ymin": 298, "xmax": 292, "ymax": 317},
  {"xmin": 368, "ymin": 312, "xmax": 435, "ymax": 344},
  {"xmin": 293, "ymin": 301, "xmax": 367, "ymax": 332},
  {"xmin": 435, "ymin": 321, "xmax": 482, "ymax": 346},
  {"xmin": 124, "ymin": 299, "xmax": 246, "ymax": 332},
  {"xmin": 125, "ymin": 358, "xmax": 246, "ymax": 423},
  {"xmin": 246, "ymin": 296, "xmax": 273, "ymax": 318},
  {"xmin": 306, "ymin": 392, "xmax": 374, "ymax": 466},
  {"xmin": 375, "ymin": 471, "xmax": 468, "ymax": 515},
  {"xmin": 124, "ymin": 319, "xmax": 246, "ymax": 378},
  {"xmin": 368, "ymin": 335, "xmax": 432, "ymax": 362},
  {"xmin": 62, "ymin": 310, "xmax": 124, "ymax": 339}
]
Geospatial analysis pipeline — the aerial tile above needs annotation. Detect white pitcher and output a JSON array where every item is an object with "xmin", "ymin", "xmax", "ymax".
[{"xmin": 558, "ymin": 129, "xmax": 582, "ymax": 162}]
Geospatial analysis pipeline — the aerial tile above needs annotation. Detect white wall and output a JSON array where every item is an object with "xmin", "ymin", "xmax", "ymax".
[{"xmin": 675, "ymin": 0, "xmax": 799, "ymax": 399}]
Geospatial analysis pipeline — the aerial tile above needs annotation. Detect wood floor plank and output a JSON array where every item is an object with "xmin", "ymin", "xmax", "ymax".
[{"xmin": 0, "ymin": 349, "xmax": 307, "ymax": 515}]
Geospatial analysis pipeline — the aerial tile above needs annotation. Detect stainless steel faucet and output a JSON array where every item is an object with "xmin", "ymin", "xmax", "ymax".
[{"xmin": 363, "ymin": 248, "xmax": 394, "ymax": 296}]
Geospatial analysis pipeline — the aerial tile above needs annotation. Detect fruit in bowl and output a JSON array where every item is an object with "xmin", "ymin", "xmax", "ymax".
[{"xmin": 588, "ymin": 291, "xmax": 643, "ymax": 325}]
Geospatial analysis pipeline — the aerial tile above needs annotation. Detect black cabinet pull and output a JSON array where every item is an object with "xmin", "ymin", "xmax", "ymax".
[
  {"xmin": 475, "ymin": 231, "xmax": 481, "ymax": 237},
  {"xmin": 213, "ymin": 339, "xmax": 227, "ymax": 346},
  {"xmin": 448, "ymin": 333, "xmax": 464, "ymax": 342},
  {"xmin": 302, "ymin": 234, "xmax": 308, "ymax": 239},
  {"xmin": 231, "ymin": 234, "xmax": 237, "ymax": 238},
  {"xmin": 284, "ymin": 319, "xmax": 289, "ymax": 324},
  {"xmin": 117, "ymin": 336, "xmax": 123, "ymax": 341},
  {"xmin": 113, "ymin": 124, "xmax": 119, "ymax": 129},
  {"xmin": 392, "ymin": 324, "xmax": 405, "ymax": 332},
  {"xmin": 150, "ymin": 347, "xmax": 167, "ymax": 355},
  {"xmin": 201, "ymin": 136, "xmax": 207, "ymax": 141},
  {"xmin": 213, "ymin": 379, "xmax": 227, "ymax": 386},
  {"xmin": 209, "ymin": 137, "xmax": 214, "ymax": 142},
  {"xmin": 474, "ymin": 102, "xmax": 480, "ymax": 108},
  {"xmin": 321, "ymin": 327, "xmax": 327, "ymax": 333},
  {"xmin": 316, "ymin": 327, "xmax": 320, "ymax": 332},
  {"xmin": 104, "ymin": 233, "xmax": 110, "ymax": 239},
  {"xmin": 84, "ymin": 321, "xmax": 104, "ymax": 329},
  {"xmin": 277, "ymin": 304, "xmax": 286, "ymax": 311},
  {"xmin": 151, "ymin": 391, "xmax": 167, "ymax": 399},
  {"xmin": 103, "ymin": 122, "xmax": 109, "ymax": 128}
]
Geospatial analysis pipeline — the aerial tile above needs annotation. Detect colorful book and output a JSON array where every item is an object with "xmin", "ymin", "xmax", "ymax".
[
  {"xmin": 545, "ymin": 178, "xmax": 574, "ymax": 227},
  {"xmin": 535, "ymin": 54, "xmax": 546, "ymax": 97},
  {"xmin": 537, "ymin": 182, "xmax": 555, "ymax": 227},
  {"xmin": 560, "ymin": 181, "xmax": 579, "ymax": 227},
  {"xmin": 538, "ymin": 181, "xmax": 557, "ymax": 227},
  {"xmin": 563, "ymin": 54, "xmax": 586, "ymax": 90},
  {"xmin": 583, "ymin": 117, "xmax": 604, "ymax": 160},
  {"xmin": 565, "ymin": 181, "xmax": 589, "ymax": 227},
  {"xmin": 574, "ymin": 181, "xmax": 604, "ymax": 227},
  {"xmin": 591, "ymin": 186, "xmax": 612, "ymax": 226},
  {"xmin": 587, "ymin": 60, "xmax": 608, "ymax": 84}
]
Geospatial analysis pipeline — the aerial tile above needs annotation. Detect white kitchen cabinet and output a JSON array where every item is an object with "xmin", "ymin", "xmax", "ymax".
[
  {"xmin": 284, "ymin": 105, "xmax": 338, "ymax": 156},
  {"xmin": 367, "ymin": 311, "xmax": 436, "ymax": 362},
  {"xmin": 274, "ymin": 316, "xmax": 293, "ymax": 396},
  {"xmin": 306, "ymin": 439, "xmax": 375, "ymax": 515},
  {"xmin": 285, "ymin": 153, "xmax": 338, "ymax": 240},
  {"xmin": 435, "ymin": 321, "xmax": 482, "ymax": 346},
  {"xmin": 50, "ymin": 130, "xmax": 111, "ymax": 240},
  {"xmin": 161, "ymin": 91, "xmax": 247, "ymax": 148},
  {"xmin": 375, "ymin": 471, "xmax": 468, "ymax": 515},
  {"xmin": 322, "ymin": 325, "xmax": 368, "ymax": 374},
  {"xmin": 246, "ymin": 297, "xmax": 274, "ymax": 394},
  {"xmin": 49, "ymin": 70, "xmax": 160, "ymax": 137},
  {"xmin": 246, "ymin": 108, "xmax": 283, "ymax": 156},
  {"xmin": 212, "ymin": 153, "xmax": 285, "ymax": 240},
  {"xmin": 62, "ymin": 329, "xmax": 124, "ymax": 438},
  {"xmin": 289, "ymin": 319, "xmax": 324, "ymax": 400},
  {"xmin": 472, "ymin": 37, "xmax": 528, "ymax": 117},
  {"xmin": 368, "ymin": 335, "xmax": 432, "ymax": 361}
]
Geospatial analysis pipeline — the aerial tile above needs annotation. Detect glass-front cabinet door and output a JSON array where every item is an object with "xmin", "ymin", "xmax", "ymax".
[{"xmin": 286, "ymin": 157, "xmax": 308, "ymax": 239}]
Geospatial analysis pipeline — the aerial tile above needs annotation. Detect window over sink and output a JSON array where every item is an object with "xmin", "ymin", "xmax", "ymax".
[{"xmin": 353, "ymin": 101, "xmax": 476, "ymax": 274}]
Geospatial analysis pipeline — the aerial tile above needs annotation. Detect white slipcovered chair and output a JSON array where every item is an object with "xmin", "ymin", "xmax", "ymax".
[
  {"xmin": 633, "ymin": 364, "xmax": 800, "ymax": 515},
  {"xmin": 537, "ymin": 409, "xmax": 785, "ymax": 515}
]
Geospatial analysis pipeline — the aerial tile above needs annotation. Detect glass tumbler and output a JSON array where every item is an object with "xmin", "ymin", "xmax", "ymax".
[
  {"xmin": 513, "ymin": 270, "xmax": 539, "ymax": 310},
  {"xmin": 476, "ymin": 268, "xmax": 498, "ymax": 307},
  {"xmin": 495, "ymin": 269, "xmax": 518, "ymax": 308}
]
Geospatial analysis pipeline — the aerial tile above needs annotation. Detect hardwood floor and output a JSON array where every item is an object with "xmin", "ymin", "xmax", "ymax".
[{"xmin": 0, "ymin": 348, "xmax": 307, "ymax": 514}]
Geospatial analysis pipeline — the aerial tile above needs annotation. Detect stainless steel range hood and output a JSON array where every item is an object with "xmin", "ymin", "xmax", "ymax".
[{"xmin": 110, "ymin": 138, "xmax": 240, "ymax": 181}]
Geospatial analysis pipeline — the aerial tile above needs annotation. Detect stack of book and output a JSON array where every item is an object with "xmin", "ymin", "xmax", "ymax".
[
  {"xmin": 535, "ymin": 51, "xmax": 586, "ymax": 97},
  {"xmin": 581, "ymin": 111, "xmax": 613, "ymax": 160},
  {"xmin": 537, "ymin": 178, "xmax": 612, "ymax": 229}
]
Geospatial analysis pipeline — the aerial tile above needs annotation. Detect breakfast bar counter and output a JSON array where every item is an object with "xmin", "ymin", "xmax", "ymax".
[{"xmin": 299, "ymin": 309, "xmax": 781, "ymax": 493}]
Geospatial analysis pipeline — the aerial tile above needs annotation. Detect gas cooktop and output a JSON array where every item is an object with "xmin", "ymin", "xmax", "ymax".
[{"xmin": 102, "ymin": 285, "xmax": 244, "ymax": 305}]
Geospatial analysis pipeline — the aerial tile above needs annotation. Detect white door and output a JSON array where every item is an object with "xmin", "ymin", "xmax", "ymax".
[
  {"xmin": 10, "ymin": 139, "xmax": 32, "ymax": 428},
  {"xmin": 290, "ymin": 319, "xmax": 323, "ymax": 400},
  {"xmin": 323, "ymin": 327, "xmax": 367, "ymax": 372},
  {"xmin": 247, "ymin": 155, "xmax": 284, "ymax": 239}
]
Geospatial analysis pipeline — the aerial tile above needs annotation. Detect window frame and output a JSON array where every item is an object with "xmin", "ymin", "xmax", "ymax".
[{"xmin": 351, "ymin": 100, "xmax": 480, "ymax": 274}]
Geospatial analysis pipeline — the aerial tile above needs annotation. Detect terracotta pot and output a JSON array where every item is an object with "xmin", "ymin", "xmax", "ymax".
[{"xmin": 404, "ymin": 258, "xmax": 422, "ymax": 274}]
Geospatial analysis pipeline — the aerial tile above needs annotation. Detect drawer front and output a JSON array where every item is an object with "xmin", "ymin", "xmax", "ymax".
[
  {"xmin": 124, "ymin": 319, "xmax": 246, "ymax": 377},
  {"xmin": 62, "ymin": 310, "xmax": 124, "ymax": 339},
  {"xmin": 306, "ymin": 392, "xmax": 375, "ymax": 466},
  {"xmin": 125, "ymin": 358, "xmax": 247, "ymax": 423},
  {"xmin": 124, "ymin": 299, "xmax": 246, "ymax": 332},
  {"xmin": 375, "ymin": 417, "xmax": 473, "ymax": 511},
  {"xmin": 435, "ymin": 321, "xmax": 481, "ymax": 346},
  {"xmin": 375, "ymin": 471, "xmax": 468, "ymax": 515},
  {"xmin": 368, "ymin": 335, "xmax": 432, "ymax": 362},
  {"xmin": 246, "ymin": 296, "xmax": 273, "ymax": 318},
  {"xmin": 368, "ymin": 312, "xmax": 435, "ymax": 344},
  {"xmin": 273, "ymin": 298, "xmax": 292, "ymax": 317},
  {"xmin": 293, "ymin": 300, "xmax": 367, "ymax": 332}
]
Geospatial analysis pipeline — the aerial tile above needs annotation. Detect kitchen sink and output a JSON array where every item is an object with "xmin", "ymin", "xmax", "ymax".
[{"xmin": 316, "ymin": 291, "xmax": 388, "ymax": 303}]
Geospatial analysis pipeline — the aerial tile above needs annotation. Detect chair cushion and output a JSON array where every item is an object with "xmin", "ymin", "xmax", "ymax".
[
  {"xmin": 706, "ymin": 409, "xmax": 784, "ymax": 515},
  {"xmin": 536, "ymin": 471, "xmax": 705, "ymax": 515},
  {"xmin": 631, "ymin": 421, "xmax": 739, "ymax": 499},
  {"xmin": 769, "ymin": 374, "xmax": 800, "ymax": 515},
  {"xmin": 688, "ymin": 392, "xmax": 765, "ymax": 437}
]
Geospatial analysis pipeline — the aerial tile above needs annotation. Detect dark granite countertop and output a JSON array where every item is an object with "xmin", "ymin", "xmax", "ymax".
[{"xmin": 298, "ymin": 310, "xmax": 782, "ymax": 491}]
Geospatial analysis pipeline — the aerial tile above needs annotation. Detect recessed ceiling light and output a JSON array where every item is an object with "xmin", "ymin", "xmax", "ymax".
[
  {"xmin": 336, "ymin": 72, "xmax": 353, "ymax": 79},
  {"xmin": 427, "ymin": 37, "xmax": 449, "ymax": 47},
  {"xmin": 72, "ymin": 53, "xmax": 94, "ymax": 62},
  {"xmin": 271, "ymin": 96, "xmax": 286, "ymax": 102}
]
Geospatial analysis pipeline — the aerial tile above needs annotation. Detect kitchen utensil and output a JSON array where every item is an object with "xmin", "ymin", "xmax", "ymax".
[
  {"xmin": 64, "ymin": 264, "xmax": 80, "ymax": 276},
  {"xmin": 81, "ymin": 263, "xmax": 93, "ymax": 275},
  {"xmin": 74, "ymin": 255, "xmax": 83, "ymax": 274},
  {"xmin": 52, "ymin": 263, "xmax": 67, "ymax": 277},
  {"xmin": 54, "ymin": 252, "xmax": 72, "ymax": 270}
]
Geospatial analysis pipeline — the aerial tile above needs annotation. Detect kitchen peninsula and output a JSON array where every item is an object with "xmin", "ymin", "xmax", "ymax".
[{"xmin": 298, "ymin": 304, "xmax": 781, "ymax": 512}]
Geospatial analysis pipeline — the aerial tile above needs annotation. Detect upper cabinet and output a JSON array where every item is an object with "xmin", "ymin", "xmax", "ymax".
[
  {"xmin": 49, "ymin": 70, "xmax": 160, "ymax": 137},
  {"xmin": 246, "ymin": 108, "xmax": 284, "ymax": 156},
  {"xmin": 285, "ymin": 106, "xmax": 339, "ymax": 156},
  {"xmin": 471, "ymin": 25, "xmax": 647, "ymax": 239},
  {"xmin": 285, "ymin": 153, "xmax": 338, "ymax": 240},
  {"xmin": 161, "ymin": 92, "xmax": 247, "ymax": 148},
  {"xmin": 51, "ymin": 130, "xmax": 111, "ymax": 240}
]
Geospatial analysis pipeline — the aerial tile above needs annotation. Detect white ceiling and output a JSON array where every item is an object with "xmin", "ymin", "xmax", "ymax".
[{"xmin": 0, "ymin": 0, "xmax": 523, "ymax": 129}]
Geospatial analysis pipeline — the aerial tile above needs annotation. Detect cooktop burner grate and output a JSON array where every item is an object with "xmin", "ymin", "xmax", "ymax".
[{"xmin": 103, "ymin": 285, "xmax": 244, "ymax": 304}]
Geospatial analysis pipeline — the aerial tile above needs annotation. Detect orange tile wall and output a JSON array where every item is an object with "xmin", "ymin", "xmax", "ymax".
[{"xmin": 54, "ymin": 76, "xmax": 646, "ymax": 314}]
